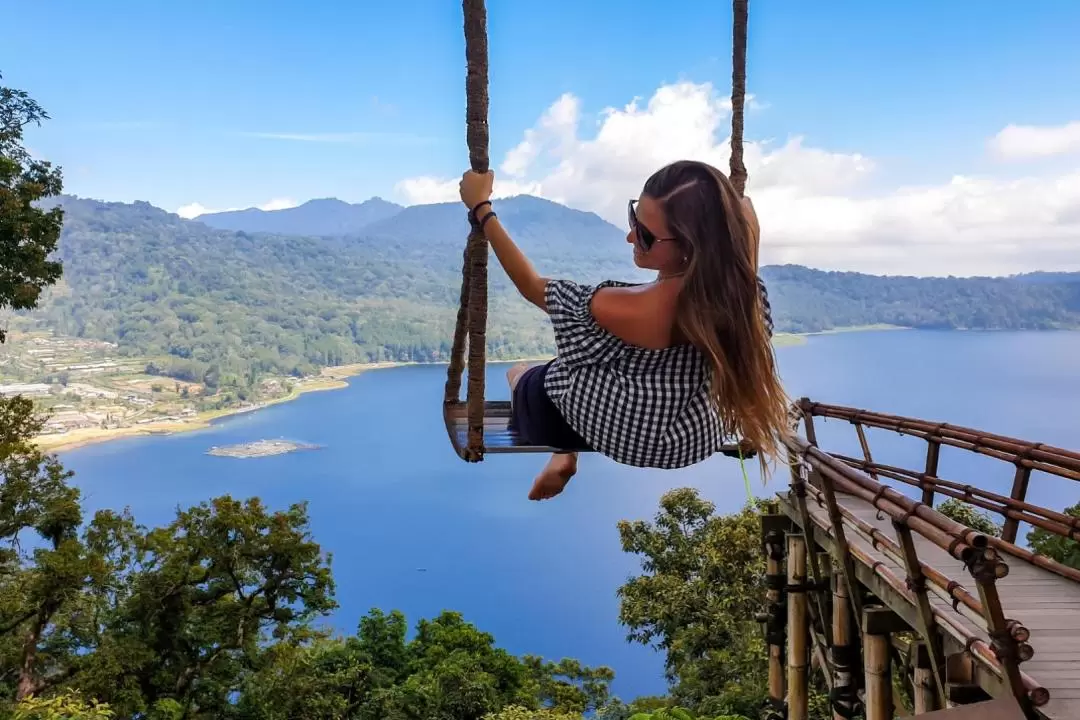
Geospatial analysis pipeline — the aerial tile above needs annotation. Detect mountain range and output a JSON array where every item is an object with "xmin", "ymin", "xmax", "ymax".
[
  {"xmin": 197, "ymin": 197, "xmax": 404, "ymax": 236},
  {"xmin": 19, "ymin": 193, "xmax": 1080, "ymax": 391}
]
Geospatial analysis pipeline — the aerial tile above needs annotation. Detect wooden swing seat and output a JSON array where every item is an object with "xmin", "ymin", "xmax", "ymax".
[
  {"xmin": 445, "ymin": 400, "xmax": 556, "ymax": 454},
  {"xmin": 443, "ymin": 400, "xmax": 755, "ymax": 459}
]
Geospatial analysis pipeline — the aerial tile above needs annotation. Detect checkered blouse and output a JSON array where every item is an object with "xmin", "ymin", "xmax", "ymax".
[{"xmin": 543, "ymin": 278, "xmax": 772, "ymax": 468}]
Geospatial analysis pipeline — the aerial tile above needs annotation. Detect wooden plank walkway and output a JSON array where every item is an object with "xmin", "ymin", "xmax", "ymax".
[{"xmin": 785, "ymin": 489, "xmax": 1080, "ymax": 720}]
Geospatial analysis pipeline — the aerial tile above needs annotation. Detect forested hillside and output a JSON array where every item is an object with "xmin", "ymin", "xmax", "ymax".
[
  {"xmin": 21, "ymin": 195, "xmax": 1080, "ymax": 390},
  {"xmin": 197, "ymin": 197, "xmax": 403, "ymax": 235},
  {"xmin": 760, "ymin": 265, "xmax": 1080, "ymax": 333}
]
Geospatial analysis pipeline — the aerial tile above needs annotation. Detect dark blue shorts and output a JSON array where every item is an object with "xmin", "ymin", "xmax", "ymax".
[{"xmin": 510, "ymin": 361, "xmax": 591, "ymax": 452}]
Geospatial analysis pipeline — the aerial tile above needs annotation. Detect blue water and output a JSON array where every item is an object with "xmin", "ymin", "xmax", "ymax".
[{"xmin": 58, "ymin": 330, "xmax": 1080, "ymax": 700}]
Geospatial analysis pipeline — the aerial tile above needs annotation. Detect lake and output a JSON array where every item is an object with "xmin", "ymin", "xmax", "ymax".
[{"xmin": 57, "ymin": 330, "xmax": 1080, "ymax": 701}]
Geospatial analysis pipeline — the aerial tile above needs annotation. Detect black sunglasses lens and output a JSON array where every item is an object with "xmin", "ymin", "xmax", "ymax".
[
  {"xmin": 628, "ymin": 201, "xmax": 654, "ymax": 250},
  {"xmin": 638, "ymin": 228, "xmax": 655, "ymax": 250}
]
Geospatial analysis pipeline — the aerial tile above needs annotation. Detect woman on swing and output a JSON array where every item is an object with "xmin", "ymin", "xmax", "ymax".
[{"xmin": 459, "ymin": 159, "xmax": 788, "ymax": 501}]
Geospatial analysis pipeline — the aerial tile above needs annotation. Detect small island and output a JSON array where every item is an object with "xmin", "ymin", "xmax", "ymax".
[{"xmin": 207, "ymin": 439, "xmax": 320, "ymax": 458}]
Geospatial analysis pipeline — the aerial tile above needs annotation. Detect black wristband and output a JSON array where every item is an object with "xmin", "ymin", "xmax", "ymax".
[
  {"xmin": 478, "ymin": 210, "xmax": 497, "ymax": 231},
  {"xmin": 469, "ymin": 200, "xmax": 492, "ymax": 223}
]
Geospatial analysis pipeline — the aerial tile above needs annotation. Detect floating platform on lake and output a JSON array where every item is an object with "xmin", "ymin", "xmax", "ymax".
[{"xmin": 206, "ymin": 439, "xmax": 319, "ymax": 458}]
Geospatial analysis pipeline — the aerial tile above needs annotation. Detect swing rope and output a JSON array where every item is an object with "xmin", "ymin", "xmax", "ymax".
[
  {"xmin": 729, "ymin": 0, "xmax": 749, "ymax": 198},
  {"xmin": 731, "ymin": 0, "xmax": 754, "ymax": 504},
  {"xmin": 446, "ymin": 0, "xmax": 752, "ymax": 465},
  {"xmin": 443, "ymin": 0, "xmax": 491, "ymax": 462}
]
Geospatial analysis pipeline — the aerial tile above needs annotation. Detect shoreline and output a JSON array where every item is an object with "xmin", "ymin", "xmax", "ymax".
[
  {"xmin": 35, "ymin": 355, "xmax": 549, "ymax": 454},
  {"xmin": 29, "ymin": 328, "xmax": 880, "ymax": 455},
  {"xmin": 35, "ymin": 361, "xmax": 412, "ymax": 454}
]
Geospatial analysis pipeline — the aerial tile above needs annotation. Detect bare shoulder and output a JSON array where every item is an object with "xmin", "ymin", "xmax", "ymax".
[
  {"xmin": 589, "ymin": 285, "xmax": 640, "ymax": 321},
  {"xmin": 590, "ymin": 283, "xmax": 679, "ymax": 349}
]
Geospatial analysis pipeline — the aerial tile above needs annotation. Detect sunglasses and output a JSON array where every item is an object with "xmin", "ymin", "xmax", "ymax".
[{"xmin": 628, "ymin": 199, "xmax": 677, "ymax": 252}]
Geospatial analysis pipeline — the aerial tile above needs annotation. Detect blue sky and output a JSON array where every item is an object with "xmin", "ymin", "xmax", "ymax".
[
  {"xmin": 5, "ymin": 0, "xmax": 1077, "ymax": 206},
  {"xmin": 5, "ymin": 0, "xmax": 1080, "ymax": 274}
]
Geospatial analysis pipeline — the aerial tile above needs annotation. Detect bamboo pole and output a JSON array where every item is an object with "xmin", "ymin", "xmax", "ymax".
[
  {"xmin": 823, "ymin": 454, "xmax": 1080, "ymax": 584},
  {"xmin": 831, "ymin": 568, "xmax": 856, "ymax": 720},
  {"xmin": 813, "ymin": 464, "xmax": 865, "ymax": 634},
  {"xmin": 831, "ymin": 532, "xmax": 1048, "ymax": 707},
  {"xmin": 766, "ymin": 532, "xmax": 786, "ymax": 709},
  {"xmin": 788, "ymin": 459, "xmax": 834, "ymax": 682},
  {"xmin": 801, "ymin": 480, "xmax": 1035, "ymax": 659},
  {"xmin": 788, "ymin": 437, "xmax": 982, "ymax": 561},
  {"xmin": 967, "ymin": 545, "xmax": 1032, "ymax": 714},
  {"xmin": 831, "ymin": 453, "xmax": 1080, "ymax": 538},
  {"xmin": 855, "ymin": 422, "xmax": 878, "ymax": 481},
  {"xmin": 1001, "ymin": 464, "xmax": 1033, "ymax": 543},
  {"xmin": 802, "ymin": 481, "xmax": 992, "ymax": 631},
  {"xmin": 893, "ymin": 520, "xmax": 947, "ymax": 709},
  {"xmin": 803, "ymin": 402, "xmax": 1080, "ymax": 477},
  {"xmin": 922, "ymin": 438, "xmax": 940, "ymax": 506},
  {"xmin": 864, "ymin": 611, "xmax": 894, "ymax": 720},
  {"xmin": 787, "ymin": 534, "xmax": 809, "ymax": 720},
  {"xmin": 818, "ymin": 550, "xmax": 833, "ymax": 643},
  {"xmin": 912, "ymin": 642, "xmax": 937, "ymax": 714},
  {"xmin": 799, "ymin": 398, "xmax": 819, "ymax": 447}
]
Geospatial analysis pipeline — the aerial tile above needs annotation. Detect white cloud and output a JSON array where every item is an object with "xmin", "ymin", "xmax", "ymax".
[
  {"xmin": 990, "ymin": 121, "xmax": 1080, "ymax": 161},
  {"xmin": 258, "ymin": 197, "xmax": 299, "ymax": 212},
  {"xmin": 176, "ymin": 202, "xmax": 217, "ymax": 219},
  {"xmin": 174, "ymin": 197, "xmax": 298, "ymax": 219},
  {"xmin": 395, "ymin": 81, "xmax": 1080, "ymax": 276}
]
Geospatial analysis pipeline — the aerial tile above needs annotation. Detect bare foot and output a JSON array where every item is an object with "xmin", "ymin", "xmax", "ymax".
[
  {"xmin": 529, "ymin": 452, "xmax": 578, "ymax": 501},
  {"xmin": 506, "ymin": 362, "xmax": 530, "ymax": 393}
]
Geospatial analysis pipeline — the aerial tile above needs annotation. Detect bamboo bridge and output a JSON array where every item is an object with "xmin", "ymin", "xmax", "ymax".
[{"xmin": 764, "ymin": 399, "xmax": 1080, "ymax": 720}]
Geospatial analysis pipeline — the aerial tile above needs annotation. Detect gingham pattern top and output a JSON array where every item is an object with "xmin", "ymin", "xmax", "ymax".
[{"xmin": 542, "ymin": 278, "xmax": 727, "ymax": 469}]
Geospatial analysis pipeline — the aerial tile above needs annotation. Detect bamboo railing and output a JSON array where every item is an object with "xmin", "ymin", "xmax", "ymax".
[{"xmin": 761, "ymin": 398, "xmax": 1077, "ymax": 719}]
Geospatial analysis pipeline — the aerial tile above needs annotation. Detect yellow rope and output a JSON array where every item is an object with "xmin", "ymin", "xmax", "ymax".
[{"xmin": 738, "ymin": 442, "xmax": 753, "ymax": 503}]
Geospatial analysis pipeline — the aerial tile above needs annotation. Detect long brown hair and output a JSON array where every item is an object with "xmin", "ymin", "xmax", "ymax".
[{"xmin": 643, "ymin": 159, "xmax": 788, "ymax": 470}]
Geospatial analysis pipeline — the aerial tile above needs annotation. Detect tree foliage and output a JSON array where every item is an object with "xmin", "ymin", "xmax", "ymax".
[
  {"xmin": 12, "ymin": 689, "xmax": 114, "ymax": 720},
  {"xmin": 213, "ymin": 607, "xmax": 615, "ymax": 720},
  {"xmin": 0, "ymin": 73, "xmax": 64, "ymax": 341},
  {"xmin": 616, "ymin": 490, "xmax": 769, "ymax": 716},
  {"xmin": 626, "ymin": 709, "xmax": 748, "ymax": 720},
  {"xmin": 935, "ymin": 498, "xmax": 1002, "ymax": 537},
  {"xmin": 1027, "ymin": 501, "xmax": 1080, "ymax": 570},
  {"xmin": 616, "ymin": 490, "xmax": 829, "ymax": 719}
]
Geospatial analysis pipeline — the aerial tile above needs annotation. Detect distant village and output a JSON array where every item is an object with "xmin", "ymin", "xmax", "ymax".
[{"xmin": 0, "ymin": 332, "xmax": 242, "ymax": 439}]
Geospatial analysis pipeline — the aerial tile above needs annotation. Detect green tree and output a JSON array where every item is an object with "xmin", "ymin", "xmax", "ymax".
[
  {"xmin": 617, "ymin": 490, "xmax": 828, "ymax": 718},
  {"xmin": 12, "ymin": 689, "xmax": 114, "ymax": 719},
  {"xmin": 616, "ymin": 490, "xmax": 768, "ymax": 716},
  {"xmin": 627, "ymin": 709, "xmax": 749, "ymax": 720},
  {"xmin": 71, "ymin": 496, "xmax": 337, "ymax": 717},
  {"xmin": 0, "ymin": 73, "xmax": 64, "ymax": 341},
  {"xmin": 483, "ymin": 706, "xmax": 583, "ymax": 720},
  {"xmin": 935, "ymin": 498, "xmax": 1001, "ymax": 537},
  {"xmin": 235, "ymin": 634, "xmax": 373, "ymax": 720},
  {"xmin": 1027, "ymin": 501, "xmax": 1080, "ymax": 570},
  {"xmin": 236, "ymin": 609, "xmax": 615, "ymax": 720},
  {"xmin": 0, "ymin": 78, "xmax": 97, "ymax": 703},
  {"xmin": 597, "ymin": 695, "xmax": 670, "ymax": 719}
]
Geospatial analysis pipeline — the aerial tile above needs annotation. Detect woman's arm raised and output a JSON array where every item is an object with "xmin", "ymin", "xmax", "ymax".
[
  {"xmin": 476, "ymin": 206, "xmax": 548, "ymax": 309},
  {"xmin": 460, "ymin": 170, "xmax": 548, "ymax": 310}
]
